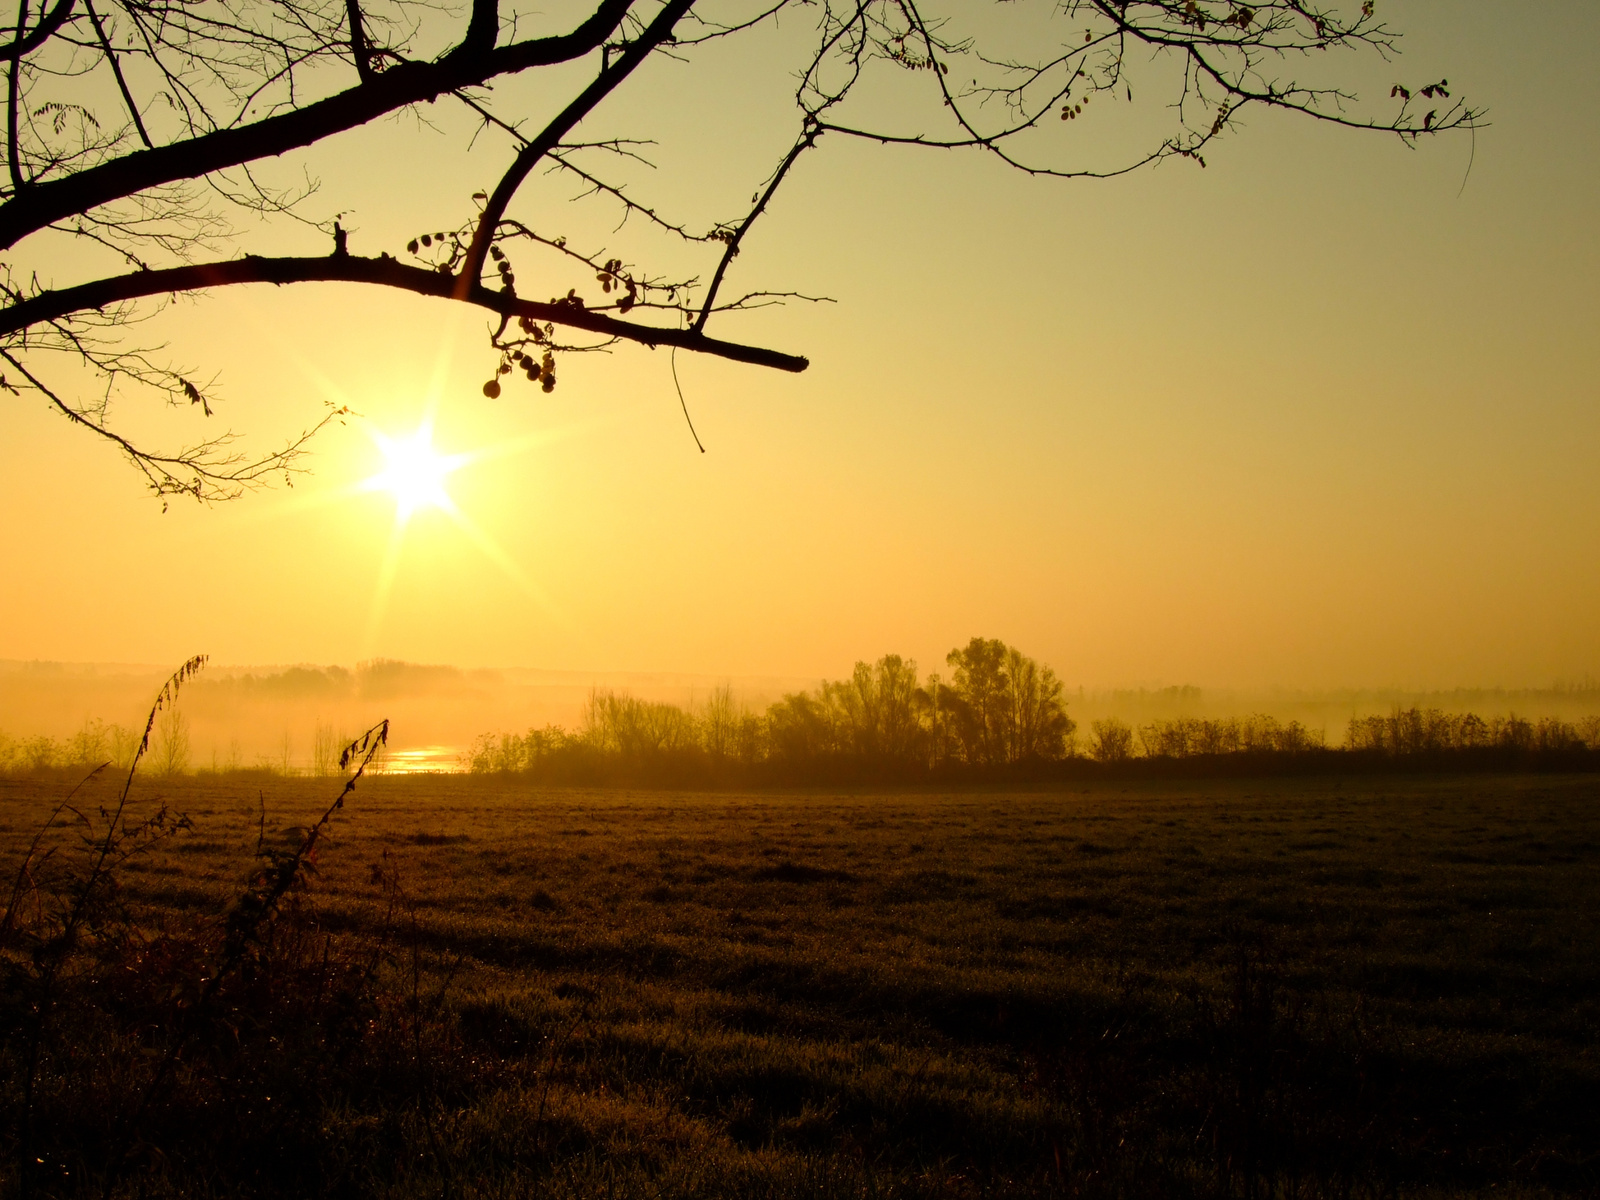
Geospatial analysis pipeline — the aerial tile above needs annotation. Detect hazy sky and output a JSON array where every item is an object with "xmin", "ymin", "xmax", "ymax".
[{"xmin": 2, "ymin": 1, "xmax": 1596, "ymax": 690}]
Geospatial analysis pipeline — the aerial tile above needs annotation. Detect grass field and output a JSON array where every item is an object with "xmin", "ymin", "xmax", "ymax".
[{"xmin": 2, "ymin": 771, "xmax": 1597, "ymax": 1198}]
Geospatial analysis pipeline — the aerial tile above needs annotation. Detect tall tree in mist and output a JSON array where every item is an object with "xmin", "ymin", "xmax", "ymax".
[
  {"xmin": 944, "ymin": 637, "xmax": 1073, "ymax": 764},
  {"xmin": 833, "ymin": 654, "xmax": 923, "ymax": 762},
  {"xmin": 0, "ymin": 0, "xmax": 1475, "ymax": 498}
]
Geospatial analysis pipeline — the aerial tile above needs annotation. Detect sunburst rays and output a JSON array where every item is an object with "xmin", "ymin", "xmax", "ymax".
[{"xmin": 356, "ymin": 414, "xmax": 569, "ymax": 651}]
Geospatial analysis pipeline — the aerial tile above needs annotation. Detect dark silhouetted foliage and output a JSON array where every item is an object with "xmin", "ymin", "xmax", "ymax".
[{"xmin": 0, "ymin": 0, "xmax": 1477, "ymax": 498}]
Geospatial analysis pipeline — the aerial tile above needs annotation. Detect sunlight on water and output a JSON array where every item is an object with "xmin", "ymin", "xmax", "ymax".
[{"xmin": 377, "ymin": 745, "xmax": 464, "ymax": 775}]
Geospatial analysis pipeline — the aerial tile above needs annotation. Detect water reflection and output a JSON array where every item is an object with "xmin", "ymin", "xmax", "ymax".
[{"xmin": 378, "ymin": 744, "xmax": 464, "ymax": 774}]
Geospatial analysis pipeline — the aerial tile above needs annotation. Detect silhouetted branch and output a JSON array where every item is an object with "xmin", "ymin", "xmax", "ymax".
[
  {"xmin": 0, "ymin": 0, "xmax": 71, "ymax": 63},
  {"xmin": 0, "ymin": 253, "xmax": 811, "ymax": 371},
  {"xmin": 693, "ymin": 123, "xmax": 819, "ymax": 333},
  {"xmin": 0, "ymin": 0, "xmax": 635, "ymax": 249},
  {"xmin": 345, "ymin": 0, "xmax": 377, "ymax": 82},
  {"xmin": 0, "ymin": 344, "xmax": 346, "ymax": 500},
  {"xmin": 454, "ymin": 0, "xmax": 695, "ymax": 296},
  {"xmin": 82, "ymin": 0, "xmax": 151, "ymax": 149},
  {"xmin": 0, "ymin": 0, "xmax": 1476, "ymax": 498}
]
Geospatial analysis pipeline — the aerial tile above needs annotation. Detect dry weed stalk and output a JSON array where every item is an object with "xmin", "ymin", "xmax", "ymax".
[
  {"xmin": 0, "ymin": 660, "xmax": 392, "ymax": 1198},
  {"xmin": 120, "ymin": 720, "xmax": 390, "ymax": 1163},
  {"xmin": 2, "ymin": 655, "xmax": 206, "ymax": 1199}
]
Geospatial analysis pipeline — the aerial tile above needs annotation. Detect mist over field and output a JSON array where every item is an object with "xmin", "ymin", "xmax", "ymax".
[
  {"xmin": 0, "ymin": 658, "xmax": 805, "ymax": 770},
  {"xmin": 4, "ymin": 656, "xmax": 1599, "ymax": 772}
]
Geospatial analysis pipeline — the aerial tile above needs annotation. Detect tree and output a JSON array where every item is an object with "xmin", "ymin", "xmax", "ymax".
[
  {"xmin": 830, "ymin": 653, "xmax": 923, "ymax": 762},
  {"xmin": 153, "ymin": 706, "xmax": 191, "ymax": 774},
  {"xmin": 944, "ymin": 636, "xmax": 1010, "ymax": 765},
  {"xmin": 1089, "ymin": 717, "xmax": 1133, "ymax": 763},
  {"xmin": 944, "ymin": 636, "xmax": 1073, "ymax": 764},
  {"xmin": 766, "ymin": 688, "xmax": 841, "ymax": 765},
  {"xmin": 698, "ymin": 682, "xmax": 740, "ymax": 760},
  {"xmin": 0, "ymin": 0, "xmax": 1474, "ymax": 499},
  {"xmin": 1002, "ymin": 644, "xmax": 1074, "ymax": 761}
]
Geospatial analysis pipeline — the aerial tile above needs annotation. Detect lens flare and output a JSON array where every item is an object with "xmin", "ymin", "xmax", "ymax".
[
  {"xmin": 352, "ymin": 417, "xmax": 564, "ymax": 650},
  {"xmin": 364, "ymin": 422, "xmax": 468, "ymax": 521}
]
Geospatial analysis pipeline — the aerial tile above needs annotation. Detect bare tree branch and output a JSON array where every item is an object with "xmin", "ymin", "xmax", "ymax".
[
  {"xmin": 455, "ymin": 0, "xmax": 695, "ymax": 296},
  {"xmin": 0, "ymin": 0, "xmax": 636, "ymax": 248},
  {"xmin": 0, "ymin": 343, "xmax": 345, "ymax": 501},
  {"xmin": 693, "ymin": 122, "xmax": 816, "ymax": 333},
  {"xmin": 0, "ymin": 0, "xmax": 1478, "ymax": 500},
  {"xmin": 0, "ymin": 0, "xmax": 71, "ymax": 63},
  {"xmin": 1, "ymin": 252, "xmax": 812, "ymax": 371},
  {"xmin": 82, "ymin": 0, "xmax": 151, "ymax": 148}
]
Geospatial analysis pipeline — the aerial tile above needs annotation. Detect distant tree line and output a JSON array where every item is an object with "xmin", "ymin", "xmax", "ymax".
[
  {"xmin": 1083, "ymin": 714, "xmax": 1327, "ymax": 764},
  {"xmin": 0, "ymin": 715, "xmax": 363, "ymax": 778},
  {"xmin": 468, "ymin": 638, "xmax": 1076, "ymax": 784},
  {"xmin": 461, "ymin": 641, "xmax": 1600, "ymax": 785},
  {"xmin": 6, "ymin": 641, "xmax": 1600, "ymax": 782},
  {"xmin": 1346, "ymin": 708, "xmax": 1600, "ymax": 757},
  {"xmin": 0, "ymin": 718, "xmax": 144, "ymax": 775}
]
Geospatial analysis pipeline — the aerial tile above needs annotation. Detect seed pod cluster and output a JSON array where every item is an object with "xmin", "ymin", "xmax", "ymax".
[
  {"xmin": 509, "ymin": 347, "xmax": 557, "ymax": 392},
  {"xmin": 483, "ymin": 344, "xmax": 557, "ymax": 397},
  {"xmin": 487, "ymin": 245, "xmax": 516, "ymax": 292},
  {"xmin": 596, "ymin": 257, "xmax": 639, "ymax": 313},
  {"xmin": 406, "ymin": 231, "xmax": 453, "ymax": 256}
]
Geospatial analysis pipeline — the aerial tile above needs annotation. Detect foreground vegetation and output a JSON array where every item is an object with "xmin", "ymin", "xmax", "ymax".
[{"xmin": 3, "ymin": 763, "xmax": 1596, "ymax": 1198}]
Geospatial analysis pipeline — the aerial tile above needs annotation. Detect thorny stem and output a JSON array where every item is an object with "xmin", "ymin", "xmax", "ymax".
[
  {"xmin": 84, "ymin": 0, "xmax": 152, "ymax": 148},
  {"xmin": 6, "ymin": 0, "xmax": 23, "ymax": 192},
  {"xmin": 455, "ymin": 0, "xmax": 695, "ymax": 298},
  {"xmin": 693, "ymin": 123, "xmax": 817, "ymax": 333}
]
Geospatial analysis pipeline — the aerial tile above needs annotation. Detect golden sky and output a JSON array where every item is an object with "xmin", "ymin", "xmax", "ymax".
[{"xmin": 2, "ymin": 0, "xmax": 1596, "ymax": 691}]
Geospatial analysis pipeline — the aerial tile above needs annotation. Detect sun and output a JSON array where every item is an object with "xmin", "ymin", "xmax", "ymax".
[
  {"xmin": 363, "ymin": 422, "xmax": 468, "ymax": 521},
  {"xmin": 339, "ymin": 412, "xmax": 563, "ymax": 651}
]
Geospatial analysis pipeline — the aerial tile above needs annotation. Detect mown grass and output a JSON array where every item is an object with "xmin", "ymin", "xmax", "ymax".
[{"xmin": 2, "ymin": 772, "xmax": 1596, "ymax": 1198}]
